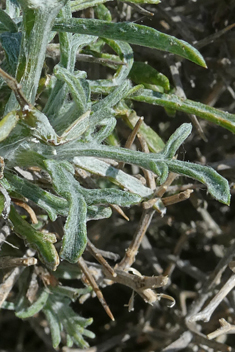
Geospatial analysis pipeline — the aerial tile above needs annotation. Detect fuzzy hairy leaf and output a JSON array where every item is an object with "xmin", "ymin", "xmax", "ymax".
[
  {"xmin": 43, "ymin": 294, "xmax": 94, "ymax": 348},
  {"xmin": 53, "ymin": 18, "xmax": 207, "ymax": 67},
  {"xmin": 5, "ymin": 171, "xmax": 68, "ymax": 220},
  {"xmin": 0, "ymin": 9, "xmax": 18, "ymax": 33},
  {"xmin": 16, "ymin": 289, "xmax": 50, "ymax": 319},
  {"xmin": 129, "ymin": 62, "xmax": 170, "ymax": 91},
  {"xmin": 0, "ymin": 110, "xmax": 19, "ymax": 142},
  {"xmin": 44, "ymin": 160, "xmax": 87, "ymax": 263},
  {"xmin": 131, "ymin": 89, "xmax": 235, "ymax": 134},
  {"xmin": 44, "ymin": 159, "xmax": 141, "ymax": 262},
  {"xmin": 9, "ymin": 123, "xmax": 230, "ymax": 205}
]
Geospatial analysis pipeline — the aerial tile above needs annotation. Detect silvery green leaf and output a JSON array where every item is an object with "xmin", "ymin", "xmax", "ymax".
[
  {"xmin": 43, "ymin": 294, "xmax": 94, "ymax": 348},
  {"xmin": 44, "ymin": 160, "xmax": 87, "ymax": 263},
  {"xmin": 131, "ymin": 89, "xmax": 235, "ymax": 134},
  {"xmin": 0, "ymin": 32, "xmax": 22, "ymax": 75},
  {"xmin": 54, "ymin": 65, "xmax": 91, "ymax": 114},
  {"xmin": 74, "ymin": 156, "xmax": 153, "ymax": 198},
  {"xmin": 53, "ymin": 18, "xmax": 207, "ymax": 67},
  {"xmin": 5, "ymin": 171, "xmax": 68, "ymax": 220},
  {"xmin": 16, "ymin": 289, "xmax": 49, "ymax": 318},
  {"xmin": 0, "ymin": 9, "xmax": 18, "ymax": 32}
]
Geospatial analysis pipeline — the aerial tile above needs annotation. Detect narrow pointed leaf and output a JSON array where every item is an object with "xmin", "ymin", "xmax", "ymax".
[
  {"xmin": 168, "ymin": 159, "xmax": 231, "ymax": 205},
  {"xmin": 162, "ymin": 123, "xmax": 192, "ymax": 158},
  {"xmin": 53, "ymin": 18, "xmax": 207, "ymax": 67},
  {"xmin": 16, "ymin": 289, "xmax": 50, "ymax": 319},
  {"xmin": 43, "ymin": 307, "xmax": 62, "ymax": 348},
  {"xmin": 0, "ymin": 9, "xmax": 18, "ymax": 32},
  {"xmin": 45, "ymin": 160, "xmax": 87, "ymax": 263},
  {"xmin": 5, "ymin": 171, "xmax": 68, "ymax": 220},
  {"xmin": 129, "ymin": 61, "xmax": 170, "ymax": 91},
  {"xmin": 0, "ymin": 110, "xmax": 19, "ymax": 142},
  {"xmin": 131, "ymin": 89, "xmax": 235, "ymax": 134}
]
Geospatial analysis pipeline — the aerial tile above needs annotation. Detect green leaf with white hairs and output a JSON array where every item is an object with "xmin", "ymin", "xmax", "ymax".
[
  {"xmin": 162, "ymin": 123, "xmax": 192, "ymax": 158},
  {"xmin": 16, "ymin": 289, "xmax": 50, "ymax": 318},
  {"xmin": 167, "ymin": 159, "xmax": 231, "ymax": 205},
  {"xmin": 44, "ymin": 160, "xmax": 87, "ymax": 263},
  {"xmin": 0, "ymin": 9, "xmax": 18, "ymax": 33},
  {"xmin": 0, "ymin": 110, "xmax": 19, "ymax": 142},
  {"xmin": 43, "ymin": 294, "xmax": 94, "ymax": 348},
  {"xmin": 43, "ymin": 306, "xmax": 62, "ymax": 348},
  {"xmin": 131, "ymin": 89, "xmax": 235, "ymax": 134},
  {"xmin": 5, "ymin": 171, "xmax": 68, "ymax": 220},
  {"xmin": 54, "ymin": 65, "xmax": 91, "ymax": 114},
  {"xmin": 53, "ymin": 18, "xmax": 207, "ymax": 68},
  {"xmin": 129, "ymin": 62, "xmax": 170, "ymax": 92}
]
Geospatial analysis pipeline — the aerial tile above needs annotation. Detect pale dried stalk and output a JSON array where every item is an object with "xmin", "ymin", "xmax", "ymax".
[
  {"xmin": 104, "ymin": 267, "xmax": 169, "ymax": 305},
  {"xmin": 208, "ymin": 318, "xmax": 235, "ymax": 340},
  {"xmin": 164, "ymin": 231, "xmax": 190, "ymax": 277},
  {"xmin": 162, "ymin": 331, "xmax": 193, "ymax": 352},
  {"xmin": 12, "ymin": 199, "xmax": 38, "ymax": 224},
  {"xmin": 187, "ymin": 240, "xmax": 235, "ymax": 318},
  {"xmin": 110, "ymin": 204, "xmax": 129, "ymax": 221},
  {"xmin": 117, "ymin": 172, "xmax": 179, "ymax": 270},
  {"xmin": 137, "ymin": 133, "xmax": 156, "ymax": 189},
  {"xmin": 118, "ymin": 116, "xmax": 143, "ymax": 170},
  {"xmin": 87, "ymin": 240, "xmax": 117, "ymax": 278},
  {"xmin": 0, "ymin": 267, "xmax": 24, "ymax": 307},
  {"xmin": 189, "ymin": 274, "xmax": 235, "ymax": 323},
  {"xmin": 0, "ymin": 256, "xmax": 37, "ymax": 269},
  {"xmin": 162, "ymin": 189, "xmax": 193, "ymax": 207},
  {"xmin": 77, "ymin": 257, "xmax": 114, "ymax": 321},
  {"xmin": 117, "ymin": 208, "xmax": 156, "ymax": 270},
  {"xmin": 156, "ymin": 172, "xmax": 178, "ymax": 198}
]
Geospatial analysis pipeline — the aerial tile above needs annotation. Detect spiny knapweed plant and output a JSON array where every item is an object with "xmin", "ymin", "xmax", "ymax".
[{"xmin": 0, "ymin": 0, "xmax": 233, "ymax": 349}]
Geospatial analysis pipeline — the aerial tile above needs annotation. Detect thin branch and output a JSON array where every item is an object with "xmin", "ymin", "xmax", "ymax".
[
  {"xmin": 77, "ymin": 256, "xmax": 114, "ymax": 321},
  {"xmin": 189, "ymin": 274, "xmax": 235, "ymax": 323},
  {"xmin": 208, "ymin": 318, "xmax": 235, "ymax": 340},
  {"xmin": 187, "ymin": 240, "xmax": 235, "ymax": 318},
  {"xmin": 0, "ymin": 67, "xmax": 30, "ymax": 109},
  {"xmin": 162, "ymin": 331, "xmax": 193, "ymax": 352},
  {"xmin": 0, "ymin": 267, "xmax": 24, "ymax": 307},
  {"xmin": 118, "ymin": 116, "xmax": 143, "ymax": 170},
  {"xmin": 103, "ymin": 267, "xmax": 170, "ymax": 305},
  {"xmin": 194, "ymin": 23, "xmax": 235, "ymax": 49},
  {"xmin": 0, "ymin": 256, "xmax": 37, "ymax": 269},
  {"xmin": 117, "ymin": 208, "xmax": 156, "ymax": 270},
  {"xmin": 162, "ymin": 189, "xmax": 193, "ymax": 207},
  {"xmin": 87, "ymin": 240, "xmax": 117, "ymax": 278}
]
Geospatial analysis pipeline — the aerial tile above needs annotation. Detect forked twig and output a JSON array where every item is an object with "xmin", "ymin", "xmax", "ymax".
[
  {"xmin": 208, "ymin": 318, "xmax": 235, "ymax": 340},
  {"xmin": 189, "ymin": 274, "xmax": 235, "ymax": 323},
  {"xmin": 77, "ymin": 256, "xmax": 114, "ymax": 321}
]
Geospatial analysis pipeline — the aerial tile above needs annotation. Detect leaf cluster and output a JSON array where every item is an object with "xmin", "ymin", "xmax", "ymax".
[{"xmin": 0, "ymin": 0, "xmax": 232, "ymax": 349}]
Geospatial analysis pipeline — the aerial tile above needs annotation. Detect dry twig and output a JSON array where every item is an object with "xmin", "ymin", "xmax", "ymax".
[
  {"xmin": 0, "ymin": 267, "xmax": 24, "ymax": 307},
  {"xmin": 77, "ymin": 256, "xmax": 114, "ymax": 321},
  {"xmin": 189, "ymin": 274, "xmax": 235, "ymax": 323}
]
